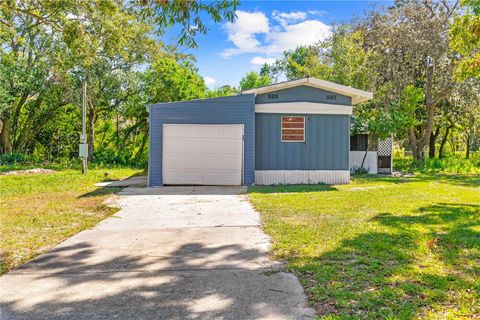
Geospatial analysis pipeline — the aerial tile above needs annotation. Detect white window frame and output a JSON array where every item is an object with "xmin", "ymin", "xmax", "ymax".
[{"xmin": 281, "ymin": 116, "xmax": 305, "ymax": 143}]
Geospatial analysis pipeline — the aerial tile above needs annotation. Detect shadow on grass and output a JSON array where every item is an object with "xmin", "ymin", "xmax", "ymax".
[
  {"xmin": 248, "ymin": 184, "xmax": 338, "ymax": 194},
  {"xmin": 78, "ymin": 187, "xmax": 124, "ymax": 198},
  {"xmin": 292, "ymin": 202, "xmax": 479, "ymax": 318},
  {"xmin": 353, "ymin": 173, "xmax": 480, "ymax": 188},
  {"xmin": 79, "ymin": 173, "xmax": 148, "ymax": 198}
]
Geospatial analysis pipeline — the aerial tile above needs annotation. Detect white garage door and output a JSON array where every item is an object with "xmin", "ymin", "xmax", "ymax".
[{"xmin": 163, "ymin": 124, "xmax": 244, "ymax": 185}]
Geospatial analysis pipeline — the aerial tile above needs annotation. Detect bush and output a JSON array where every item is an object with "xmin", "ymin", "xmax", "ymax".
[
  {"xmin": 351, "ymin": 166, "xmax": 371, "ymax": 175},
  {"xmin": 0, "ymin": 152, "xmax": 30, "ymax": 165},
  {"xmin": 394, "ymin": 152, "xmax": 480, "ymax": 174}
]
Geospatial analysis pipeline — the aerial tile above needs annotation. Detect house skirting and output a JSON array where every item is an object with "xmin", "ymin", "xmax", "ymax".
[{"xmin": 255, "ymin": 170, "xmax": 350, "ymax": 185}]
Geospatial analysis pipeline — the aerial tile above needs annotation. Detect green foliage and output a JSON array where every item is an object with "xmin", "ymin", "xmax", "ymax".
[
  {"xmin": 138, "ymin": 0, "xmax": 238, "ymax": 48},
  {"xmin": 394, "ymin": 152, "xmax": 480, "ymax": 174},
  {"xmin": 239, "ymin": 71, "xmax": 271, "ymax": 91},
  {"xmin": 272, "ymin": 27, "xmax": 372, "ymax": 91},
  {"xmin": 206, "ymin": 85, "xmax": 239, "ymax": 98},
  {"xmin": 144, "ymin": 57, "xmax": 207, "ymax": 102},
  {"xmin": 0, "ymin": 152, "xmax": 30, "ymax": 165},
  {"xmin": 0, "ymin": 0, "xmax": 231, "ymax": 165},
  {"xmin": 451, "ymin": 0, "xmax": 480, "ymax": 81}
]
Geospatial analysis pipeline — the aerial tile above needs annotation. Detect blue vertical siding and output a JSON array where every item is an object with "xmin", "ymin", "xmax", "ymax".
[
  {"xmin": 255, "ymin": 86, "xmax": 352, "ymax": 105},
  {"xmin": 255, "ymin": 113, "xmax": 350, "ymax": 170},
  {"xmin": 148, "ymin": 94, "xmax": 255, "ymax": 187}
]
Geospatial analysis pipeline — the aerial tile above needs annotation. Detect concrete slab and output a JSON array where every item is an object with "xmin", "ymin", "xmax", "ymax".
[
  {"xmin": 94, "ymin": 176, "xmax": 147, "ymax": 188},
  {"xmin": 1, "ymin": 186, "xmax": 315, "ymax": 320}
]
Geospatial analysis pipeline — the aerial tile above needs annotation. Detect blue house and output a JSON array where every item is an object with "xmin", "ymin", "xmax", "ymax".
[{"xmin": 147, "ymin": 77, "xmax": 374, "ymax": 187}]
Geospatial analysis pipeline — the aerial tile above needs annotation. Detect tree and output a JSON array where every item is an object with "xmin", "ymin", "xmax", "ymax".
[
  {"xmin": 239, "ymin": 71, "xmax": 271, "ymax": 91},
  {"xmin": 0, "ymin": 0, "xmax": 157, "ymax": 158},
  {"xmin": 0, "ymin": 0, "xmax": 238, "ymax": 161},
  {"xmin": 144, "ymin": 57, "xmax": 206, "ymax": 103},
  {"xmin": 206, "ymin": 85, "xmax": 239, "ymax": 98},
  {"xmin": 451, "ymin": 0, "xmax": 480, "ymax": 80},
  {"xmin": 0, "ymin": 0, "xmax": 239, "ymax": 49},
  {"xmin": 360, "ymin": 0, "xmax": 460, "ymax": 161},
  {"xmin": 269, "ymin": 26, "xmax": 372, "ymax": 91},
  {"xmin": 0, "ymin": 2, "xmax": 75, "ymax": 154},
  {"xmin": 449, "ymin": 79, "xmax": 480, "ymax": 158},
  {"xmin": 136, "ymin": 0, "xmax": 238, "ymax": 48}
]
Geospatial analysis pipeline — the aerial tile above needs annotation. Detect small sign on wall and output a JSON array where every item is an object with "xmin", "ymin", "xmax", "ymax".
[{"xmin": 79, "ymin": 143, "xmax": 88, "ymax": 158}]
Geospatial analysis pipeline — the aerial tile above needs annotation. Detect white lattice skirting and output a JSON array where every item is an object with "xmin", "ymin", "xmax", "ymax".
[{"xmin": 255, "ymin": 170, "xmax": 350, "ymax": 185}]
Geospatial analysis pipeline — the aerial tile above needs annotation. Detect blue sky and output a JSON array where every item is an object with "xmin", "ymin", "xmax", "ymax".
[{"xmin": 163, "ymin": 1, "xmax": 392, "ymax": 89}]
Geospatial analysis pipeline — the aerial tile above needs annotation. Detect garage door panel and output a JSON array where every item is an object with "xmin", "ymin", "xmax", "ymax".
[
  {"xmin": 164, "ymin": 125, "xmax": 242, "ymax": 139},
  {"xmin": 164, "ymin": 139, "xmax": 242, "ymax": 155},
  {"xmin": 164, "ymin": 154, "xmax": 242, "ymax": 170},
  {"xmin": 163, "ymin": 124, "xmax": 243, "ymax": 185},
  {"xmin": 163, "ymin": 169, "xmax": 242, "ymax": 186}
]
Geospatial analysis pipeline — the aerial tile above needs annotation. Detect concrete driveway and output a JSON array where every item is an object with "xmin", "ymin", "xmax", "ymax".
[{"xmin": 0, "ymin": 186, "xmax": 314, "ymax": 320}]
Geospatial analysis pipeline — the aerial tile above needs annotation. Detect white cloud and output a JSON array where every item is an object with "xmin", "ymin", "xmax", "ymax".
[
  {"xmin": 273, "ymin": 11, "xmax": 307, "ymax": 27},
  {"xmin": 250, "ymin": 56, "xmax": 277, "ymax": 65},
  {"xmin": 204, "ymin": 76, "xmax": 216, "ymax": 86},
  {"xmin": 266, "ymin": 20, "xmax": 331, "ymax": 54},
  {"xmin": 222, "ymin": 11, "xmax": 269, "ymax": 57},
  {"xmin": 307, "ymin": 10, "xmax": 328, "ymax": 17},
  {"xmin": 221, "ymin": 10, "xmax": 332, "ymax": 60}
]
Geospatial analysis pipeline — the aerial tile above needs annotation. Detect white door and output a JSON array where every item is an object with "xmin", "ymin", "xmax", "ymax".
[{"xmin": 162, "ymin": 124, "xmax": 243, "ymax": 185}]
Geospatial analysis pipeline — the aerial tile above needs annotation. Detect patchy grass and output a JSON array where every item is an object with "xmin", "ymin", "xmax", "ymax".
[
  {"xmin": 249, "ymin": 174, "xmax": 480, "ymax": 319},
  {"xmin": 0, "ymin": 167, "xmax": 142, "ymax": 274}
]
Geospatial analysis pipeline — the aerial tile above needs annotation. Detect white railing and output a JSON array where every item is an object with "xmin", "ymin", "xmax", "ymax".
[{"xmin": 350, "ymin": 151, "xmax": 378, "ymax": 174}]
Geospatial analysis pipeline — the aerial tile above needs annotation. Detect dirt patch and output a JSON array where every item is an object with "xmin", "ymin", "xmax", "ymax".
[{"xmin": 1, "ymin": 168, "xmax": 56, "ymax": 176}]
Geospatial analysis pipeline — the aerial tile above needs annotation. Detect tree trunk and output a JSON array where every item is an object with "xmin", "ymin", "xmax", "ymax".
[
  {"xmin": 0, "ymin": 117, "xmax": 13, "ymax": 154},
  {"xmin": 428, "ymin": 127, "xmax": 440, "ymax": 158},
  {"xmin": 408, "ymin": 127, "xmax": 425, "ymax": 162},
  {"xmin": 465, "ymin": 134, "xmax": 471, "ymax": 159},
  {"xmin": 134, "ymin": 131, "xmax": 148, "ymax": 162},
  {"xmin": 360, "ymin": 149, "xmax": 369, "ymax": 172},
  {"xmin": 438, "ymin": 126, "xmax": 452, "ymax": 158}
]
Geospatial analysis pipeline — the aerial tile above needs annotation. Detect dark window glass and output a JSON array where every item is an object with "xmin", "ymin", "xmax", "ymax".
[
  {"xmin": 267, "ymin": 93, "xmax": 278, "ymax": 99},
  {"xmin": 350, "ymin": 134, "xmax": 368, "ymax": 151}
]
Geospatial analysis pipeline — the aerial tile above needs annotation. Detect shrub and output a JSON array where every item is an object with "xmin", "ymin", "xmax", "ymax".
[
  {"xmin": 0, "ymin": 152, "xmax": 30, "ymax": 165},
  {"xmin": 394, "ymin": 152, "xmax": 480, "ymax": 174}
]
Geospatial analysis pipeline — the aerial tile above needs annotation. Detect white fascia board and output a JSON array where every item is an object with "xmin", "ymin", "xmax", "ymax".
[
  {"xmin": 243, "ymin": 77, "xmax": 373, "ymax": 105},
  {"xmin": 255, "ymin": 102, "xmax": 353, "ymax": 115},
  {"xmin": 243, "ymin": 78, "xmax": 309, "ymax": 95}
]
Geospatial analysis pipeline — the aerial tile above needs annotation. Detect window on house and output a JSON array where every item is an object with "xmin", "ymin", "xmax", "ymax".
[
  {"xmin": 267, "ymin": 93, "xmax": 278, "ymax": 99},
  {"xmin": 350, "ymin": 134, "xmax": 368, "ymax": 151},
  {"xmin": 326, "ymin": 94, "xmax": 337, "ymax": 100},
  {"xmin": 281, "ymin": 116, "xmax": 305, "ymax": 142}
]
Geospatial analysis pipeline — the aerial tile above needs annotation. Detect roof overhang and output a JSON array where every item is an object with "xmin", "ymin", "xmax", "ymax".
[{"xmin": 242, "ymin": 77, "xmax": 373, "ymax": 105}]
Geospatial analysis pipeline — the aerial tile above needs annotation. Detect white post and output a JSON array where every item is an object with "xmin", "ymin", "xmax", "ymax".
[{"xmin": 81, "ymin": 80, "xmax": 88, "ymax": 174}]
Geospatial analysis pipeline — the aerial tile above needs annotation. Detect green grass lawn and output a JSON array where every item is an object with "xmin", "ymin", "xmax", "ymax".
[
  {"xmin": 0, "ymin": 167, "xmax": 143, "ymax": 274},
  {"xmin": 249, "ymin": 174, "xmax": 480, "ymax": 319}
]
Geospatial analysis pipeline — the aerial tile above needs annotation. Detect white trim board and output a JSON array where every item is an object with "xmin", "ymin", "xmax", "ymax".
[
  {"xmin": 255, "ymin": 102, "xmax": 353, "ymax": 115},
  {"xmin": 255, "ymin": 170, "xmax": 350, "ymax": 185},
  {"xmin": 243, "ymin": 77, "xmax": 373, "ymax": 105}
]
